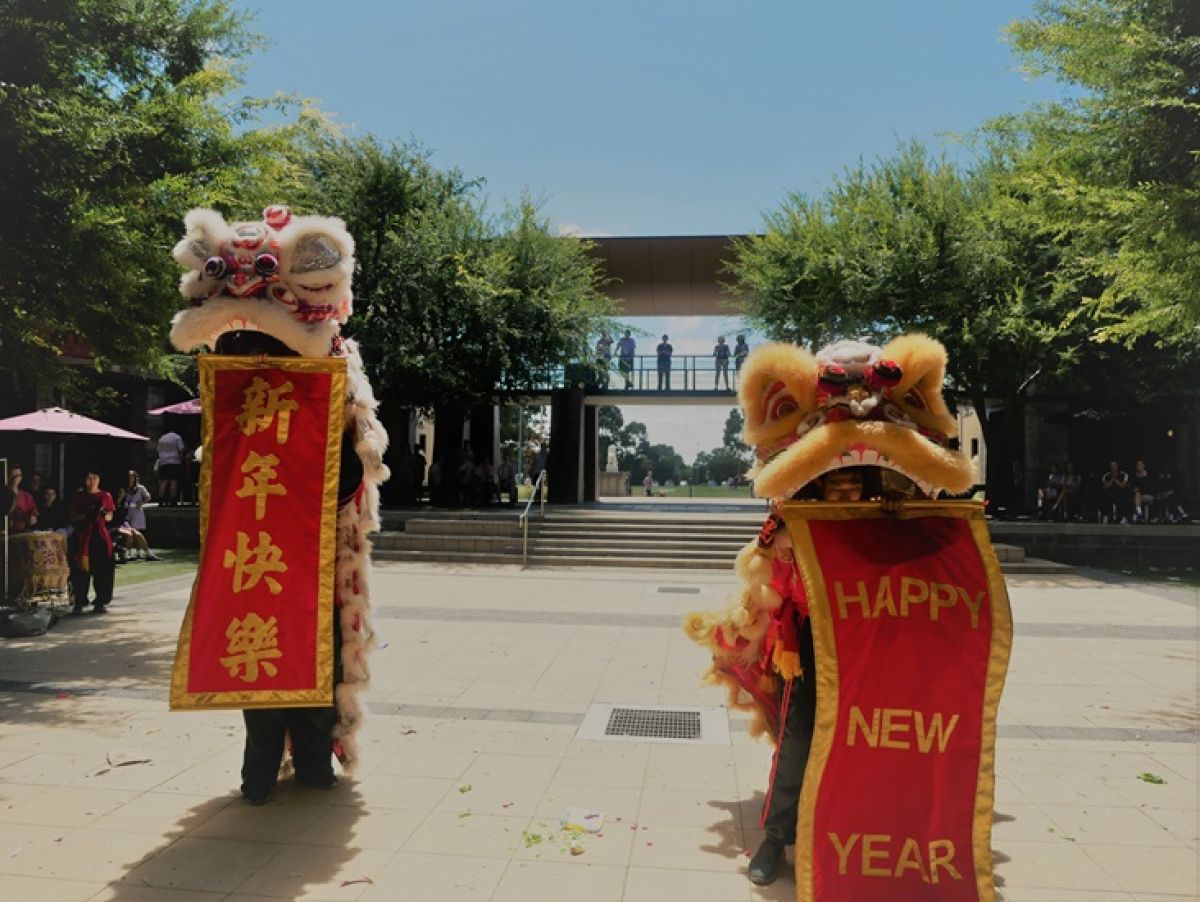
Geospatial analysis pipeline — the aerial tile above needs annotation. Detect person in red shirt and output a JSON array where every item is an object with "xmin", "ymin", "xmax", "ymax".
[
  {"xmin": 68, "ymin": 471, "xmax": 115, "ymax": 614},
  {"xmin": 2, "ymin": 464, "xmax": 39, "ymax": 533}
]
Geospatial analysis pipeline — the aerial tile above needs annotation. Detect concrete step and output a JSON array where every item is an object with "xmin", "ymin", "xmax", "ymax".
[
  {"xmin": 997, "ymin": 557, "xmax": 1075, "ymax": 574},
  {"xmin": 373, "ymin": 549, "xmax": 1064, "ymax": 574},
  {"xmin": 373, "ymin": 549, "xmax": 521, "ymax": 565},
  {"xmin": 404, "ymin": 518, "xmax": 523, "ymax": 536},
  {"xmin": 993, "ymin": 543, "xmax": 1025, "ymax": 563},
  {"xmin": 534, "ymin": 526, "xmax": 756, "ymax": 541},
  {"xmin": 373, "ymin": 534, "xmax": 522, "ymax": 554},
  {"xmin": 526, "ymin": 555, "xmax": 733, "ymax": 569},
  {"xmin": 537, "ymin": 534, "xmax": 748, "ymax": 549}
]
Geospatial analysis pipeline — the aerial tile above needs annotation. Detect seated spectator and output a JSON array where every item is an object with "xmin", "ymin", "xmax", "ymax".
[
  {"xmin": 1100, "ymin": 461, "xmax": 1131, "ymax": 523},
  {"xmin": 478, "ymin": 461, "xmax": 499, "ymax": 505},
  {"xmin": 1060, "ymin": 462, "xmax": 1082, "ymax": 521},
  {"xmin": 1130, "ymin": 459, "xmax": 1155, "ymax": 523},
  {"xmin": 38, "ymin": 486, "xmax": 69, "ymax": 533},
  {"xmin": 496, "ymin": 454, "xmax": 518, "ymax": 506},
  {"xmin": 1156, "ymin": 467, "xmax": 1191, "ymax": 524},
  {"xmin": 457, "ymin": 456, "xmax": 479, "ymax": 506},
  {"xmin": 111, "ymin": 494, "xmax": 157, "ymax": 562},
  {"xmin": 1038, "ymin": 464, "xmax": 1063, "ymax": 520}
]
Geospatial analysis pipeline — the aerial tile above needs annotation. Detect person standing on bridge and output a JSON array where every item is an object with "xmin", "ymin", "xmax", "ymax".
[
  {"xmin": 594, "ymin": 333, "xmax": 613, "ymax": 388},
  {"xmin": 713, "ymin": 335, "xmax": 732, "ymax": 390},
  {"xmin": 616, "ymin": 330, "xmax": 636, "ymax": 390},
  {"xmin": 656, "ymin": 334, "xmax": 673, "ymax": 390},
  {"xmin": 734, "ymin": 334, "xmax": 751, "ymax": 382}
]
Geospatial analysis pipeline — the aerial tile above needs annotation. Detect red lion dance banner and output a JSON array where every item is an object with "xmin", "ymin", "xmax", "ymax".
[
  {"xmin": 170, "ymin": 355, "xmax": 346, "ymax": 710},
  {"xmin": 686, "ymin": 335, "xmax": 1013, "ymax": 899},
  {"xmin": 781, "ymin": 502, "xmax": 1011, "ymax": 901}
]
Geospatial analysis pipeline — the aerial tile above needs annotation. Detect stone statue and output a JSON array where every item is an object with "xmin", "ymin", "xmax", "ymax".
[{"xmin": 606, "ymin": 445, "xmax": 620, "ymax": 473}]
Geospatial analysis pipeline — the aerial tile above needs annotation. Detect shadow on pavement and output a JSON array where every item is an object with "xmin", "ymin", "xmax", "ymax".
[{"xmin": 102, "ymin": 781, "xmax": 365, "ymax": 897}]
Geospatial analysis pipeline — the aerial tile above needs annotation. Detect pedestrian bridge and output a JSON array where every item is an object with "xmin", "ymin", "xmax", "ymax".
[{"xmin": 505, "ymin": 354, "xmax": 747, "ymax": 406}]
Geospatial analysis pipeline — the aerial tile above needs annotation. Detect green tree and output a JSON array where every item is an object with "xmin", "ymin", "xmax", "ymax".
[
  {"xmin": 597, "ymin": 405, "xmax": 648, "ymax": 472},
  {"xmin": 1002, "ymin": 0, "xmax": 1200, "ymax": 337},
  {"xmin": 639, "ymin": 443, "xmax": 686, "ymax": 486},
  {"xmin": 731, "ymin": 143, "xmax": 1102, "ymax": 491},
  {"xmin": 722, "ymin": 408, "xmax": 749, "ymax": 456},
  {"xmin": 692, "ymin": 447, "xmax": 750, "ymax": 485},
  {"xmin": 0, "ymin": 0, "xmax": 319, "ymax": 406},
  {"xmin": 303, "ymin": 137, "xmax": 614, "ymax": 457},
  {"xmin": 732, "ymin": 140, "xmax": 1193, "ymax": 493}
]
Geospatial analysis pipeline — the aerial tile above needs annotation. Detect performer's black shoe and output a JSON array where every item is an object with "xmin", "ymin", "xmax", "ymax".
[
  {"xmin": 242, "ymin": 788, "xmax": 273, "ymax": 805},
  {"xmin": 748, "ymin": 838, "xmax": 785, "ymax": 886},
  {"xmin": 297, "ymin": 773, "xmax": 338, "ymax": 790}
]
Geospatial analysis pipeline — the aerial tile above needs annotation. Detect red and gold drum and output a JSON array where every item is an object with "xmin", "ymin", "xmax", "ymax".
[{"xmin": 6, "ymin": 531, "xmax": 70, "ymax": 607}]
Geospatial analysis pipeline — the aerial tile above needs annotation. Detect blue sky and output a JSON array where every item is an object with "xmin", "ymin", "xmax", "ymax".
[{"xmin": 232, "ymin": 0, "xmax": 1072, "ymax": 459}]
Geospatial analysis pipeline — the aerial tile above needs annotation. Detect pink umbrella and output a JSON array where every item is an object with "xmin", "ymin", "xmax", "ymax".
[
  {"xmin": 147, "ymin": 398, "xmax": 201, "ymax": 416},
  {"xmin": 0, "ymin": 407, "xmax": 149, "ymax": 496},
  {"xmin": 0, "ymin": 407, "xmax": 148, "ymax": 441}
]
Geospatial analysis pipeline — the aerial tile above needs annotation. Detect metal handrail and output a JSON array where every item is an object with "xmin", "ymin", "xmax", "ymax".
[{"xmin": 519, "ymin": 468, "xmax": 547, "ymax": 569}]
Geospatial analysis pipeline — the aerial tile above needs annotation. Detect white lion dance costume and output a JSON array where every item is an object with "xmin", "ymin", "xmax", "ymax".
[{"xmin": 169, "ymin": 205, "xmax": 388, "ymax": 771}]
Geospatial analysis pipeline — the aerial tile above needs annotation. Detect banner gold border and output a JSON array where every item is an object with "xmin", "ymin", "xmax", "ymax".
[
  {"xmin": 169, "ymin": 355, "xmax": 345, "ymax": 711},
  {"xmin": 971, "ymin": 517, "xmax": 1013, "ymax": 902},
  {"xmin": 778, "ymin": 500, "xmax": 1010, "ymax": 902}
]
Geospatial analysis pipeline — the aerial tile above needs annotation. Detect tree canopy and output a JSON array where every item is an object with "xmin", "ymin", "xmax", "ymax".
[
  {"xmin": 300, "ymin": 135, "xmax": 615, "ymax": 417},
  {"xmin": 1000, "ymin": 0, "xmax": 1200, "ymax": 339},
  {"xmin": 0, "ymin": 0, "xmax": 317, "ymax": 405}
]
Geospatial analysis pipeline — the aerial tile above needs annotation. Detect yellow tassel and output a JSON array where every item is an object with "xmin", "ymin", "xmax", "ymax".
[{"xmin": 772, "ymin": 646, "xmax": 804, "ymax": 681}]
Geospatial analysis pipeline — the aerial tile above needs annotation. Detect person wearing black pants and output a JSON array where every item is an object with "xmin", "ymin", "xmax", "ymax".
[
  {"xmin": 240, "ymin": 615, "xmax": 344, "ymax": 803},
  {"xmin": 749, "ymin": 620, "xmax": 817, "ymax": 885},
  {"xmin": 236, "ymin": 409, "xmax": 362, "ymax": 805},
  {"xmin": 68, "ymin": 471, "xmax": 116, "ymax": 614}
]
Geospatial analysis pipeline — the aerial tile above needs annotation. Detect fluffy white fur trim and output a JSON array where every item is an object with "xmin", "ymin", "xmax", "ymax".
[{"xmin": 169, "ymin": 296, "xmax": 338, "ymax": 358}]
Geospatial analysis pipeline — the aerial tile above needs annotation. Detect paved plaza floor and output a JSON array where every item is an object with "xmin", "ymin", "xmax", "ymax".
[{"xmin": 0, "ymin": 562, "xmax": 1195, "ymax": 901}]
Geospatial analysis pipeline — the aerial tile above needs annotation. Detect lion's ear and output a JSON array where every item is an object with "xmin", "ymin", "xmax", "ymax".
[
  {"xmin": 739, "ymin": 343, "xmax": 818, "ymax": 447},
  {"xmin": 880, "ymin": 334, "xmax": 956, "ymax": 437},
  {"xmin": 277, "ymin": 215, "xmax": 356, "ymax": 320},
  {"xmin": 172, "ymin": 209, "xmax": 231, "ymax": 269}
]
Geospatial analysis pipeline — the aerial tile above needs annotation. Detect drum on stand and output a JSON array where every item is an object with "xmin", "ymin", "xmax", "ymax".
[{"xmin": 6, "ymin": 531, "xmax": 70, "ymax": 609}]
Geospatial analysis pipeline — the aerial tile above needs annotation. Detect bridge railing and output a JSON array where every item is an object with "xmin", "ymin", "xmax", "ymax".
[{"xmin": 520, "ymin": 355, "xmax": 747, "ymax": 393}]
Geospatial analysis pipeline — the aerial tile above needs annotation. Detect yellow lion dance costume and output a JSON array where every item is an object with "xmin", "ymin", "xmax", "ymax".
[{"xmin": 685, "ymin": 334, "xmax": 974, "ymax": 738}]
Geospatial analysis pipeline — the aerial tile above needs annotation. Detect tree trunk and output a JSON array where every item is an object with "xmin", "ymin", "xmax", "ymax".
[{"xmin": 980, "ymin": 393, "xmax": 1026, "ymax": 516}]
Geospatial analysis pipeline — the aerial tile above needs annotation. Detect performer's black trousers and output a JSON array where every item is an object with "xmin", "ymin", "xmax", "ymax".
[
  {"xmin": 71, "ymin": 534, "xmax": 114, "ymax": 609},
  {"xmin": 763, "ymin": 619, "xmax": 817, "ymax": 846},
  {"xmin": 241, "ymin": 706, "xmax": 337, "ymax": 797}
]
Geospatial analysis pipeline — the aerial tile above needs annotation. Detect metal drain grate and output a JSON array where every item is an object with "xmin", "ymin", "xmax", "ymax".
[
  {"xmin": 577, "ymin": 703, "xmax": 730, "ymax": 745},
  {"xmin": 657, "ymin": 586, "xmax": 701, "ymax": 595},
  {"xmin": 605, "ymin": 707, "xmax": 701, "ymax": 740}
]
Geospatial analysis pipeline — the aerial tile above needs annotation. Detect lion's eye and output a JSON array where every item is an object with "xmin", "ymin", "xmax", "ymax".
[{"xmin": 903, "ymin": 389, "xmax": 926, "ymax": 410}]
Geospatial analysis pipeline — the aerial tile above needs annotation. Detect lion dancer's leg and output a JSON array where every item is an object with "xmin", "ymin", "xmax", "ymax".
[{"xmin": 752, "ymin": 620, "xmax": 816, "ymax": 885}]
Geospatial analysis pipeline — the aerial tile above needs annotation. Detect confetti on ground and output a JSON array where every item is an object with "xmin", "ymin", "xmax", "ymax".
[
  {"xmin": 339, "ymin": 877, "xmax": 374, "ymax": 887},
  {"xmin": 458, "ymin": 811, "xmax": 471, "ymax": 819},
  {"xmin": 522, "ymin": 831, "xmax": 545, "ymax": 848},
  {"xmin": 458, "ymin": 784, "xmax": 472, "ymax": 793},
  {"xmin": 1138, "ymin": 772, "xmax": 1167, "ymax": 784}
]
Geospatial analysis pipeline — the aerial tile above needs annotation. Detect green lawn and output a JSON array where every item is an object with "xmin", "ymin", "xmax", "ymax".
[
  {"xmin": 115, "ymin": 549, "xmax": 199, "ymax": 587},
  {"xmin": 657, "ymin": 484, "xmax": 755, "ymax": 498}
]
